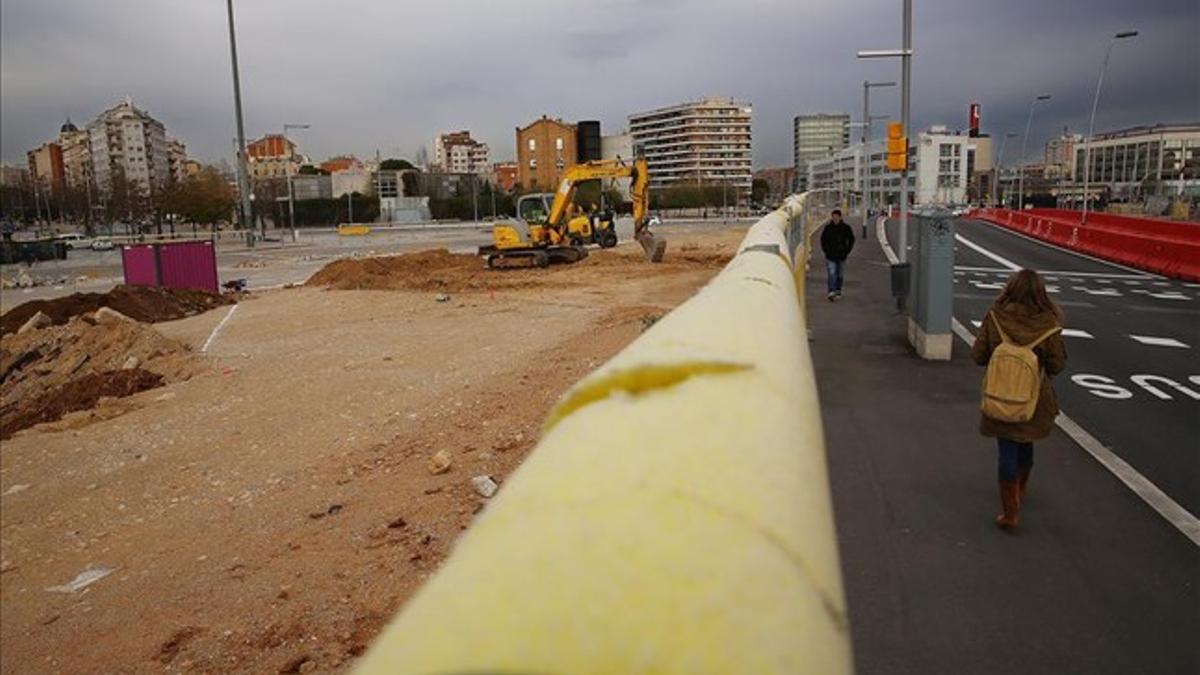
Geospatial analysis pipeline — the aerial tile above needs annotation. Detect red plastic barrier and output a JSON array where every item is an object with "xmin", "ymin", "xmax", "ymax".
[{"xmin": 967, "ymin": 208, "xmax": 1200, "ymax": 281}]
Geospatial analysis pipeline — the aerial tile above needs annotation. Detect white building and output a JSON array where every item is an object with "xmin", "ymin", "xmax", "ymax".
[
  {"xmin": 87, "ymin": 97, "xmax": 170, "ymax": 197},
  {"xmin": 331, "ymin": 168, "xmax": 372, "ymax": 198},
  {"xmin": 628, "ymin": 97, "xmax": 753, "ymax": 195},
  {"xmin": 432, "ymin": 131, "xmax": 490, "ymax": 176},
  {"xmin": 809, "ymin": 126, "xmax": 993, "ymax": 207},
  {"xmin": 1070, "ymin": 123, "xmax": 1199, "ymax": 200},
  {"xmin": 600, "ymin": 132, "xmax": 634, "ymax": 200}
]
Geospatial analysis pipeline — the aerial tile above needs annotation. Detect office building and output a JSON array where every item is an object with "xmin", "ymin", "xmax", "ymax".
[
  {"xmin": 516, "ymin": 116, "xmax": 577, "ymax": 191},
  {"xmin": 808, "ymin": 126, "xmax": 993, "ymax": 207},
  {"xmin": 628, "ymin": 97, "xmax": 752, "ymax": 195},
  {"xmin": 87, "ymin": 97, "xmax": 170, "ymax": 196},
  {"xmin": 1070, "ymin": 123, "xmax": 1199, "ymax": 200},
  {"xmin": 793, "ymin": 113, "xmax": 850, "ymax": 191}
]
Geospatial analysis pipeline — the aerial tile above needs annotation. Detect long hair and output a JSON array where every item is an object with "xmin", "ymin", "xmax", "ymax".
[{"xmin": 995, "ymin": 269, "xmax": 1063, "ymax": 322}]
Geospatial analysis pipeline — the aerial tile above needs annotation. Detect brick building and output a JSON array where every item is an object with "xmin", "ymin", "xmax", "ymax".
[{"xmin": 515, "ymin": 116, "xmax": 577, "ymax": 192}]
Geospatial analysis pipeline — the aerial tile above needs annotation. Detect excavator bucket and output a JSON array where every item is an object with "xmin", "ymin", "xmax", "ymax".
[{"xmin": 635, "ymin": 230, "xmax": 667, "ymax": 263}]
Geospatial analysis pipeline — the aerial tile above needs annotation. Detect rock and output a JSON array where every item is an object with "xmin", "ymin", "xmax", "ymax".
[
  {"xmin": 17, "ymin": 311, "xmax": 52, "ymax": 334},
  {"xmin": 94, "ymin": 307, "xmax": 134, "ymax": 325},
  {"xmin": 427, "ymin": 450, "xmax": 452, "ymax": 475},
  {"xmin": 435, "ymin": 293, "xmax": 451, "ymax": 303},
  {"xmin": 16, "ymin": 271, "xmax": 34, "ymax": 288},
  {"xmin": 122, "ymin": 356, "xmax": 141, "ymax": 370},
  {"xmin": 471, "ymin": 475, "xmax": 498, "ymax": 498}
]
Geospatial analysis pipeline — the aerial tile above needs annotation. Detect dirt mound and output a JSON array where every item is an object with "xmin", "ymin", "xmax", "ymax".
[
  {"xmin": 306, "ymin": 244, "xmax": 735, "ymax": 294},
  {"xmin": 1, "ymin": 316, "xmax": 198, "ymax": 437},
  {"xmin": 0, "ymin": 369, "xmax": 163, "ymax": 438},
  {"xmin": 0, "ymin": 284, "xmax": 232, "ymax": 336}
]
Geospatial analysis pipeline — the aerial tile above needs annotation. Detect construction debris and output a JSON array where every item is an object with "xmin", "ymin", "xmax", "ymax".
[
  {"xmin": 471, "ymin": 475, "xmax": 498, "ymax": 498},
  {"xmin": 0, "ymin": 284, "xmax": 233, "ymax": 337},
  {"xmin": 16, "ymin": 311, "xmax": 51, "ymax": 334},
  {"xmin": 428, "ymin": 450, "xmax": 453, "ymax": 475},
  {"xmin": 45, "ymin": 566, "xmax": 116, "ymax": 594}
]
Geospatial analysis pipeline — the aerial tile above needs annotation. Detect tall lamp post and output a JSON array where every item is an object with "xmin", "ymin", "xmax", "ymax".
[
  {"xmin": 861, "ymin": 81, "xmax": 896, "ymax": 238},
  {"xmin": 282, "ymin": 123, "xmax": 310, "ymax": 242},
  {"xmin": 1082, "ymin": 30, "xmax": 1138, "ymax": 222},
  {"xmin": 992, "ymin": 131, "xmax": 1018, "ymax": 207},
  {"xmin": 1017, "ymin": 94, "xmax": 1051, "ymax": 211},
  {"xmin": 224, "ymin": 0, "xmax": 253, "ymax": 248},
  {"xmin": 858, "ymin": 0, "xmax": 913, "ymax": 263}
]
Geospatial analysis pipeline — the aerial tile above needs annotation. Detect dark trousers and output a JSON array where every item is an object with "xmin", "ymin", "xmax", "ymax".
[{"xmin": 997, "ymin": 438, "xmax": 1034, "ymax": 482}]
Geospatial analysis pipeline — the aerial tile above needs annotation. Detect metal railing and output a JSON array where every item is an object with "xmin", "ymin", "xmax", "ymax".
[{"xmin": 356, "ymin": 192, "xmax": 852, "ymax": 675}]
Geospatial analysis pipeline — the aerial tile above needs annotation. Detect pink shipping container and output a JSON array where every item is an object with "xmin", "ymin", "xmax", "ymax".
[{"xmin": 121, "ymin": 240, "xmax": 219, "ymax": 295}]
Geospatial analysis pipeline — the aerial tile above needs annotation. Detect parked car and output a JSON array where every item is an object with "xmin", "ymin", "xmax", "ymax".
[
  {"xmin": 54, "ymin": 233, "xmax": 93, "ymax": 250},
  {"xmin": 90, "ymin": 237, "xmax": 115, "ymax": 251}
]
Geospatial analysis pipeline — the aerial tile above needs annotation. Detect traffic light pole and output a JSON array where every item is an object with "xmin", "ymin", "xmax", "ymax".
[{"xmin": 898, "ymin": 0, "xmax": 911, "ymax": 264}]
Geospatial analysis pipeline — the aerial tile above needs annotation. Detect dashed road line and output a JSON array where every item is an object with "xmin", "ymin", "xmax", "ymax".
[
  {"xmin": 1129, "ymin": 335, "xmax": 1190, "ymax": 349},
  {"xmin": 1062, "ymin": 328, "xmax": 1095, "ymax": 339}
]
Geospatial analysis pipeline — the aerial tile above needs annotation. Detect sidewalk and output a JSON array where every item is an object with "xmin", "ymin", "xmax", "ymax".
[{"xmin": 806, "ymin": 229, "xmax": 1198, "ymax": 674}]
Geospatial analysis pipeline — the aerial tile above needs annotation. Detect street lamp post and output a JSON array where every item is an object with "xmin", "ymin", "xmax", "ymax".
[
  {"xmin": 283, "ymin": 123, "xmax": 310, "ymax": 243},
  {"xmin": 1018, "ymin": 94, "xmax": 1052, "ymax": 211},
  {"xmin": 1082, "ymin": 30, "xmax": 1138, "ymax": 222},
  {"xmin": 224, "ymin": 0, "xmax": 254, "ymax": 248},
  {"xmin": 862, "ymin": 81, "xmax": 896, "ymax": 238},
  {"xmin": 858, "ymin": 0, "xmax": 913, "ymax": 263},
  {"xmin": 992, "ymin": 132, "xmax": 1018, "ymax": 207}
]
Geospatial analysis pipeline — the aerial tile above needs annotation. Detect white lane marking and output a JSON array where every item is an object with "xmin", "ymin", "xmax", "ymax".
[
  {"xmin": 955, "ymin": 233, "xmax": 1020, "ymax": 271},
  {"xmin": 970, "ymin": 319, "xmax": 982, "ymax": 327},
  {"xmin": 201, "ymin": 304, "xmax": 239, "ymax": 353},
  {"xmin": 1062, "ymin": 328, "xmax": 1094, "ymax": 339},
  {"xmin": 1046, "ymin": 286, "xmax": 1061, "ymax": 294},
  {"xmin": 1083, "ymin": 287, "xmax": 1122, "ymax": 297},
  {"xmin": 950, "ymin": 317, "xmax": 1200, "ymax": 548},
  {"xmin": 1147, "ymin": 291, "xmax": 1190, "ymax": 301},
  {"xmin": 965, "ymin": 219, "xmax": 1162, "ymax": 277},
  {"xmin": 1033, "ymin": 270, "xmax": 1152, "ymax": 279},
  {"xmin": 1129, "ymin": 335, "xmax": 1190, "ymax": 349},
  {"xmin": 1096, "ymin": 279, "xmax": 1112, "ymax": 284},
  {"xmin": 953, "ymin": 265, "xmax": 1010, "ymax": 273},
  {"xmin": 877, "ymin": 216, "xmax": 899, "ymax": 264},
  {"xmin": 970, "ymin": 281, "xmax": 1005, "ymax": 290},
  {"xmin": 1124, "ymin": 280, "xmax": 1142, "ymax": 286},
  {"xmin": 1152, "ymin": 282, "xmax": 1170, "ymax": 287},
  {"xmin": 1185, "ymin": 283, "xmax": 1200, "ymax": 289},
  {"xmin": 1045, "ymin": 276, "xmax": 1059, "ymax": 282}
]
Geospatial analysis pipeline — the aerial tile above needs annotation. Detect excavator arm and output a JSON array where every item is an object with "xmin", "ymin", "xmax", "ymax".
[{"xmin": 546, "ymin": 157, "xmax": 664, "ymax": 262}]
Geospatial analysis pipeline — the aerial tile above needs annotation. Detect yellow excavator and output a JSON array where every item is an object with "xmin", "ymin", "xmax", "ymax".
[{"xmin": 480, "ymin": 156, "xmax": 666, "ymax": 268}]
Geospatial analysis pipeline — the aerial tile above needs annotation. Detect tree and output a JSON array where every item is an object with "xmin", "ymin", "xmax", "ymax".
[
  {"xmin": 751, "ymin": 178, "xmax": 770, "ymax": 205},
  {"xmin": 159, "ymin": 166, "xmax": 236, "ymax": 227},
  {"xmin": 414, "ymin": 145, "xmax": 429, "ymax": 170},
  {"xmin": 298, "ymin": 164, "xmax": 328, "ymax": 176},
  {"xmin": 380, "ymin": 158, "xmax": 415, "ymax": 171}
]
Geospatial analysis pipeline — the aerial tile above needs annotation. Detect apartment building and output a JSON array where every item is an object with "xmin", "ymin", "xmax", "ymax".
[
  {"xmin": 516, "ymin": 116, "xmax": 577, "ymax": 191},
  {"xmin": 59, "ymin": 120, "xmax": 92, "ymax": 190},
  {"xmin": 87, "ymin": 97, "xmax": 170, "ymax": 196},
  {"xmin": 166, "ymin": 137, "xmax": 188, "ymax": 184},
  {"xmin": 492, "ymin": 162, "xmax": 518, "ymax": 192},
  {"xmin": 628, "ymin": 97, "xmax": 753, "ymax": 195},
  {"xmin": 432, "ymin": 131, "xmax": 490, "ymax": 176},
  {"xmin": 26, "ymin": 141, "xmax": 64, "ymax": 193},
  {"xmin": 793, "ymin": 113, "xmax": 850, "ymax": 191},
  {"xmin": 246, "ymin": 134, "xmax": 300, "ymax": 181}
]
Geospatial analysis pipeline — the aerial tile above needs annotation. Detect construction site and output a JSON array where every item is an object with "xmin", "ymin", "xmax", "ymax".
[{"xmin": 0, "ymin": 217, "xmax": 746, "ymax": 672}]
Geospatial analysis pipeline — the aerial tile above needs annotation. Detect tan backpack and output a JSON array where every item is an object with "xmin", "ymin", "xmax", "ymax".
[{"xmin": 981, "ymin": 313, "xmax": 1060, "ymax": 423}]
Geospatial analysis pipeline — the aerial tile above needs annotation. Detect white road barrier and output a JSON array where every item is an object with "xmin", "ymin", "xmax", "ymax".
[{"xmin": 355, "ymin": 193, "xmax": 852, "ymax": 675}]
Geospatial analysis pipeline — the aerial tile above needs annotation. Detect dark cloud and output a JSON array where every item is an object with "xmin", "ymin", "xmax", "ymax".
[{"xmin": 2, "ymin": 0, "xmax": 1196, "ymax": 169}]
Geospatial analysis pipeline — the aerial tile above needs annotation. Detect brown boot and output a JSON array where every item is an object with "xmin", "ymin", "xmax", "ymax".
[
  {"xmin": 995, "ymin": 480, "xmax": 1021, "ymax": 532},
  {"xmin": 1017, "ymin": 467, "xmax": 1032, "ymax": 499}
]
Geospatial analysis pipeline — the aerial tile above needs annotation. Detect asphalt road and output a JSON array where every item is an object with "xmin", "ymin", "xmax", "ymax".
[{"xmin": 888, "ymin": 216, "xmax": 1200, "ymax": 518}]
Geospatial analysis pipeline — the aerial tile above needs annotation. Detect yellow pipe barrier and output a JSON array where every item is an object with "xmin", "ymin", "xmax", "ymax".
[
  {"xmin": 356, "ymin": 193, "xmax": 852, "ymax": 675},
  {"xmin": 338, "ymin": 223, "xmax": 372, "ymax": 236}
]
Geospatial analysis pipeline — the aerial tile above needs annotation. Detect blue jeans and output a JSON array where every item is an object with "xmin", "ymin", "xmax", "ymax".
[
  {"xmin": 826, "ymin": 259, "xmax": 845, "ymax": 293},
  {"xmin": 997, "ymin": 438, "xmax": 1034, "ymax": 482}
]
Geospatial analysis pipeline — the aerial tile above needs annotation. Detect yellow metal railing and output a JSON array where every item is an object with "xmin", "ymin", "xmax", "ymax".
[
  {"xmin": 337, "ymin": 223, "xmax": 372, "ymax": 236},
  {"xmin": 356, "ymin": 192, "xmax": 852, "ymax": 675}
]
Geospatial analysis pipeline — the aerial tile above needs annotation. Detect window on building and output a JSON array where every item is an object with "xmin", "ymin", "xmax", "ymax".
[
  {"xmin": 529, "ymin": 158, "xmax": 537, "ymax": 168},
  {"xmin": 528, "ymin": 139, "xmax": 536, "ymax": 151}
]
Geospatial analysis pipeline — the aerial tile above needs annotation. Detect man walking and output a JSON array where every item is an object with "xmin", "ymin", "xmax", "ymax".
[{"xmin": 820, "ymin": 209, "xmax": 856, "ymax": 301}]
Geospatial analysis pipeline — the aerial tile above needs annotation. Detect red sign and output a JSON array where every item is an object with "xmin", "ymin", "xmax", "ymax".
[{"xmin": 969, "ymin": 103, "xmax": 981, "ymax": 137}]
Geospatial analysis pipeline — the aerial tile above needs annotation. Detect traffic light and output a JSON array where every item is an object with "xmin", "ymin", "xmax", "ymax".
[{"xmin": 886, "ymin": 121, "xmax": 908, "ymax": 172}]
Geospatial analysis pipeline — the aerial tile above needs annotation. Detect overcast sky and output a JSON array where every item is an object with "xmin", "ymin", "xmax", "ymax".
[{"xmin": 2, "ymin": 0, "xmax": 1197, "ymax": 170}]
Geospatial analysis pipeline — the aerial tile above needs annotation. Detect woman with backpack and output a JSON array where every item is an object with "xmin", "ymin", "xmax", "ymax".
[{"xmin": 972, "ymin": 269, "xmax": 1067, "ymax": 533}]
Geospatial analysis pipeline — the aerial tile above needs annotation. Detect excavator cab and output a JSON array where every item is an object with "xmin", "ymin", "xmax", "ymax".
[{"xmin": 480, "ymin": 157, "xmax": 665, "ymax": 269}]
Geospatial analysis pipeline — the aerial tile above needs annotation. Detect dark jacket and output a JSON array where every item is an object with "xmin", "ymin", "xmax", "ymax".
[
  {"xmin": 820, "ymin": 221, "xmax": 855, "ymax": 261},
  {"xmin": 971, "ymin": 302, "xmax": 1068, "ymax": 442}
]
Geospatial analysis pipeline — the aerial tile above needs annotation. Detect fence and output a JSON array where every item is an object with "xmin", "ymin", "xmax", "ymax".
[{"xmin": 355, "ymin": 191, "xmax": 851, "ymax": 674}]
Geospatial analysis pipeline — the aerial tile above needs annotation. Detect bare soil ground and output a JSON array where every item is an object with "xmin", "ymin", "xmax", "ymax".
[{"xmin": 0, "ymin": 229, "xmax": 744, "ymax": 674}]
